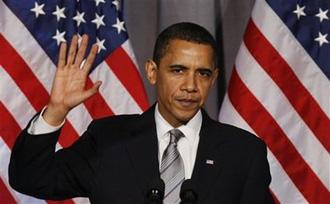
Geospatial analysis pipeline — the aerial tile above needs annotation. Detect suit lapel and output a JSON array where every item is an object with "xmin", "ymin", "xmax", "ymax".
[
  {"xmin": 125, "ymin": 105, "xmax": 160, "ymax": 193},
  {"xmin": 191, "ymin": 110, "xmax": 226, "ymax": 202}
]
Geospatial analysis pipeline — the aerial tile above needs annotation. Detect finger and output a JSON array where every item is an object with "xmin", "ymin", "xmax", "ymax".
[
  {"xmin": 66, "ymin": 35, "xmax": 78, "ymax": 66},
  {"xmin": 82, "ymin": 44, "xmax": 98, "ymax": 73},
  {"xmin": 58, "ymin": 42, "xmax": 67, "ymax": 69},
  {"xmin": 75, "ymin": 34, "xmax": 89, "ymax": 66},
  {"xmin": 81, "ymin": 81, "xmax": 102, "ymax": 100}
]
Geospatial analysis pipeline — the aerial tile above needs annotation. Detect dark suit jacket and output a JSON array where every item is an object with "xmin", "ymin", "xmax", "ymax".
[{"xmin": 9, "ymin": 106, "xmax": 273, "ymax": 203}]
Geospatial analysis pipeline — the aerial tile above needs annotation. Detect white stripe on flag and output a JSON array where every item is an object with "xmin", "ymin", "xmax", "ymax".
[
  {"xmin": 72, "ymin": 197, "xmax": 90, "ymax": 204},
  {"xmin": 90, "ymin": 61, "xmax": 142, "ymax": 115},
  {"xmin": 67, "ymin": 104, "xmax": 93, "ymax": 136},
  {"xmin": 268, "ymin": 152, "xmax": 308, "ymax": 204},
  {"xmin": 0, "ymin": 66, "xmax": 36, "ymax": 128}
]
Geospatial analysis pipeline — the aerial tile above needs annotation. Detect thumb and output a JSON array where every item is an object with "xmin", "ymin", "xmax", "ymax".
[{"xmin": 82, "ymin": 81, "xmax": 102, "ymax": 100}]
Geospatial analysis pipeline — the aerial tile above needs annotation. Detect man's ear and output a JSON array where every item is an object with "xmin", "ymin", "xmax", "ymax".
[
  {"xmin": 145, "ymin": 59, "xmax": 158, "ymax": 85},
  {"xmin": 211, "ymin": 68, "xmax": 219, "ymax": 86}
]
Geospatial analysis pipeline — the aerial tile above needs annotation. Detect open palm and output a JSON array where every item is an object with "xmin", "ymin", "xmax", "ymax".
[{"xmin": 45, "ymin": 35, "xmax": 101, "ymax": 125}]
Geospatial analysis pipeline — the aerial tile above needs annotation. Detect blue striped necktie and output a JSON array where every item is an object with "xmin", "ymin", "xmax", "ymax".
[{"xmin": 160, "ymin": 129, "xmax": 185, "ymax": 204}]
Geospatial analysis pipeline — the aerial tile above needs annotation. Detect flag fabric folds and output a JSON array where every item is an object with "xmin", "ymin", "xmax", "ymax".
[
  {"xmin": 219, "ymin": 0, "xmax": 330, "ymax": 203},
  {"xmin": 0, "ymin": 0, "xmax": 149, "ymax": 203}
]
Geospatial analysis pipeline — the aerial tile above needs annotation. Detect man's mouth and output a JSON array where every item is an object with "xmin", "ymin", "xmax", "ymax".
[{"xmin": 176, "ymin": 98, "xmax": 199, "ymax": 107}]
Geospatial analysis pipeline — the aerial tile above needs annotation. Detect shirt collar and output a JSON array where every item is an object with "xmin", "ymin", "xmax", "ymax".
[{"xmin": 154, "ymin": 103, "xmax": 202, "ymax": 143}]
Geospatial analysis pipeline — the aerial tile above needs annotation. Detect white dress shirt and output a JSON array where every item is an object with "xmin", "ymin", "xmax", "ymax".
[{"xmin": 28, "ymin": 104, "xmax": 202, "ymax": 179}]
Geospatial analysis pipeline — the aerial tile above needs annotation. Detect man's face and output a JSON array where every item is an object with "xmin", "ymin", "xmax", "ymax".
[{"xmin": 145, "ymin": 39, "xmax": 218, "ymax": 127}]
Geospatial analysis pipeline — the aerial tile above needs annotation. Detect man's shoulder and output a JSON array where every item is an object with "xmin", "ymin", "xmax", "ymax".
[
  {"xmin": 90, "ymin": 105, "xmax": 156, "ymax": 129},
  {"xmin": 208, "ymin": 118, "xmax": 266, "ymax": 148},
  {"xmin": 95, "ymin": 113, "xmax": 141, "ymax": 123},
  {"xmin": 82, "ymin": 113, "xmax": 150, "ymax": 146},
  {"xmin": 206, "ymin": 121, "xmax": 268, "ymax": 162},
  {"xmin": 89, "ymin": 113, "xmax": 142, "ymax": 130}
]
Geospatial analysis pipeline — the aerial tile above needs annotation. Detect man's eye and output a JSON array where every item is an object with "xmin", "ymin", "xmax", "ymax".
[
  {"xmin": 172, "ymin": 68, "xmax": 183, "ymax": 73},
  {"xmin": 199, "ymin": 70, "xmax": 212, "ymax": 77}
]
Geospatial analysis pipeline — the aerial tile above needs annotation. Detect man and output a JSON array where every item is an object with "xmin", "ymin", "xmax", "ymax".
[{"xmin": 9, "ymin": 22, "xmax": 273, "ymax": 203}]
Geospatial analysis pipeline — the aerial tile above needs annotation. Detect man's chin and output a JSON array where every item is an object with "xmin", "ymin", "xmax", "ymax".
[{"xmin": 176, "ymin": 110, "xmax": 199, "ymax": 124}]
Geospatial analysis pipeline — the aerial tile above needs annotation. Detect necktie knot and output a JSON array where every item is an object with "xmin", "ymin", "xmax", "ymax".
[{"xmin": 169, "ymin": 129, "xmax": 184, "ymax": 144}]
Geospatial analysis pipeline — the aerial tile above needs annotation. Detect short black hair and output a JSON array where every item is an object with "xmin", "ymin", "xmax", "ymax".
[{"xmin": 152, "ymin": 22, "xmax": 217, "ymax": 66}]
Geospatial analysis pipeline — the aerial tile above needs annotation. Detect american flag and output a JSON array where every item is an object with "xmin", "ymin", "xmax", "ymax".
[
  {"xmin": 0, "ymin": 0, "xmax": 149, "ymax": 203},
  {"xmin": 219, "ymin": 0, "xmax": 330, "ymax": 203}
]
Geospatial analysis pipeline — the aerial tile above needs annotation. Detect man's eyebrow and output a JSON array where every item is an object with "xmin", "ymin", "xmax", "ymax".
[
  {"xmin": 197, "ymin": 67, "xmax": 214, "ymax": 73},
  {"xmin": 197, "ymin": 67, "xmax": 213, "ymax": 70},
  {"xmin": 169, "ymin": 64, "xmax": 188, "ymax": 69},
  {"xmin": 169, "ymin": 65, "xmax": 214, "ymax": 73}
]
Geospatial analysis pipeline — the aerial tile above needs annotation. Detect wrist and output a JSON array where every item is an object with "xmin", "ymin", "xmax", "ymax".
[{"xmin": 43, "ymin": 104, "xmax": 68, "ymax": 126}]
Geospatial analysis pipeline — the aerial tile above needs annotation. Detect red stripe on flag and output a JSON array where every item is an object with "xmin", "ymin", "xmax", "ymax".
[
  {"xmin": 0, "ymin": 178, "xmax": 16, "ymax": 204},
  {"xmin": 0, "ymin": 35, "xmax": 79, "ymax": 148},
  {"xmin": 244, "ymin": 20, "xmax": 330, "ymax": 152},
  {"xmin": 84, "ymin": 78, "xmax": 114, "ymax": 119},
  {"xmin": 270, "ymin": 190, "xmax": 280, "ymax": 204},
  {"xmin": 58, "ymin": 122, "xmax": 81, "ymax": 148},
  {"xmin": 0, "ymin": 102, "xmax": 21, "ymax": 149},
  {"xmin": 47, "ymin": 199, "xmax": 75, "ymax": 204},
  {"xmin": 0, "ymin": 34, "xmax": 48, "ymax": 109},
  {"xmin": 105, "ymin": 47, "xmax": 149, "ymax": 111},
  {"xmin": 228, "ymin": 68, "xmax": 330, "ymax": 203}
]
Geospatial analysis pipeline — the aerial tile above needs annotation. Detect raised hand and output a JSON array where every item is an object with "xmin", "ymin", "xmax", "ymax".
[{"xmin": 43, "ymin": 34, "xmax": 101, "ymax": 126}]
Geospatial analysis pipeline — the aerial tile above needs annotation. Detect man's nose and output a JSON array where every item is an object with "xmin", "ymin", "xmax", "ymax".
[{"xmin": 181, "ymin": 73, "xmax": 197, "ymax": 92}]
